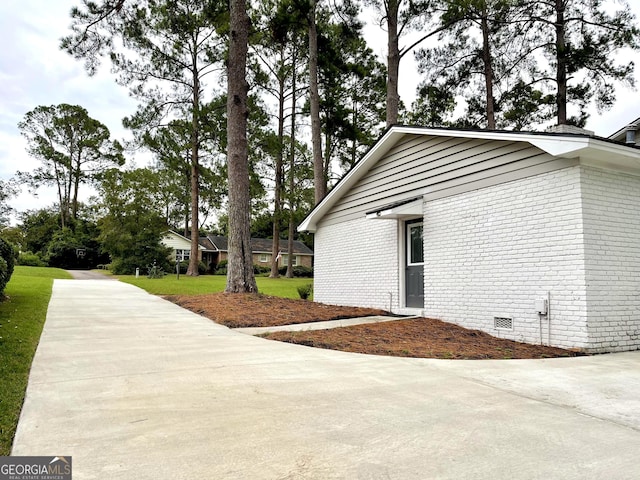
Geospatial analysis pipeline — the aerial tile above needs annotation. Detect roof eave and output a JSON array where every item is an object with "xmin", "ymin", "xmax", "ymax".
[{"xmin": 297, "ymin": 126, "xmax": 640, "ymax": 233}]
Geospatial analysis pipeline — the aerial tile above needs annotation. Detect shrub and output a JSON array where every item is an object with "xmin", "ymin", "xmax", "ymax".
[
  {"xmin": 0, "ymin": 238, "xmax": 16, "ymax": 297},
  {"xmin": 253, "ymin": 264, "xmax": 271, "ymax": 275},
  {"xmin": 198, "ymin": 261, "xmax": 208, "ymax": 275},
  {"xmin": 278, "ymin": 265, "xmax": 314, "ymax": 278},
  {"xmin": 17, "ymin": 251, "xmax": 46, "ymax": 267},
  {"xmin": 297, "ymin": 283, "xmax": 313, "ymax": 300},
  {"xmin": 213, "ymin": 260, "xmax": 227, "ymax": 275},
  {"xmin": 293, "ymin": 266, "xmax": 313, "ymax": 278},
  {"xmin": 173, "ymin": 261, "xmax": 210, "ymax": 275},
  {"xmin": 147, "ymin": 262, "xmax": 165, "ymax": 278},
  {"xmin": 215, "ymin": 260, "xmax": 227, "ymax": 271}
]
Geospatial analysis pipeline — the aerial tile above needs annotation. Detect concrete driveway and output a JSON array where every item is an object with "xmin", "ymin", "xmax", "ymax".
[{"xmin": 12, "ymin": 280, "xmax": 640, "ymax": 479}]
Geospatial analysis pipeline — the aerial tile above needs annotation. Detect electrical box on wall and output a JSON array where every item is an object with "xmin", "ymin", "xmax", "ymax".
[{"xmin": 536, "ymin": 298, "xmax": 548, "ymax": 315}]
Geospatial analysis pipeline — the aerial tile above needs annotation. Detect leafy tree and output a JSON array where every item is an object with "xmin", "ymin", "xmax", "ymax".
[
  {"xmin": 18, "ymin": 208, "xmax": 61, "ymax": 258},
  {"xmin": 0, "ymin": 179, "xmax": 18, "ymax": 228},
  {"xmin": 17, "ymin": 104, "xmax": 124, "ymax": 228},
  {"xmin": 0, "ymin": 227, "xmax": 24, "ymax": 253},
  {"xmin": 97, "ymin": 168, "xmax": 171, "ymax": 275},
  {"xmin": 225, "ymin": 0, "xmax": 258, "ymax": 293},
  {"xmin": 62, "ymin": 0, "xmax": 228, "ymax": 276},
  {"xmin": 45, "ymin": 225, "xmax": 105, "ymax": 270}
]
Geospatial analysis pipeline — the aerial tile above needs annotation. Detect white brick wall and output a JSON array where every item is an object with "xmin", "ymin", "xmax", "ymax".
[
  {"xmin": 581, "ymin": 167, "xmax": 640, "ymax": 352},
  {"xmin": 314, "ymin": 217, "xmax": 400, "ymax": 312},
  {"xmin": 423, "ymin": 167, "xmax": 590, "ymax": 350},
  {"xmin": 313, "ymin": 165, "xmax": 640, "ymax": 353}
]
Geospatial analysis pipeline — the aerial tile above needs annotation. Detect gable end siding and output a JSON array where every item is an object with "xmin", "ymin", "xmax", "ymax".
[{"xmin": 319, "ymin": 135, "xmax": 575, "ymax": 228}]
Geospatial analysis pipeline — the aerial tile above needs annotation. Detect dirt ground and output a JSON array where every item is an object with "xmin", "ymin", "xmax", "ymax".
[{"xmin": 167, "ymin": 293, "xmax": 584, "ymax": 360}]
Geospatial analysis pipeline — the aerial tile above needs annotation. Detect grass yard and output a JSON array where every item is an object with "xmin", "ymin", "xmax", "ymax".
[
  {"xmin": 0, "ymin": 266, "xmax": 72, "ymax": 455},
  {"xmin": 118, "ymin": 274, "xmax": 313, "ymax": 299}
]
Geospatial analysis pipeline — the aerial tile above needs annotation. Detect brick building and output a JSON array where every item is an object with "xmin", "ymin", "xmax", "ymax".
[{"xmin": 299, "ymin": 126, "xmax": 640, "ymax": 353}]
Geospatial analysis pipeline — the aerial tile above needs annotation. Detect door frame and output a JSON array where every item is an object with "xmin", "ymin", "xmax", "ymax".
[{"xmin": 400, "ymin": 218, "xmax": 424, "ymax": 311}]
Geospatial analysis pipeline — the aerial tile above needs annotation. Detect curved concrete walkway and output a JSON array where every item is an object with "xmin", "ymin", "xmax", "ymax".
[{"xmin": 12, "ymin": 280, "xmax": 640, "ymax": 479}]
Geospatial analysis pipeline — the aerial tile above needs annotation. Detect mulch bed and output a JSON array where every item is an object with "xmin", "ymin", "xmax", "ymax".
[
  {"xmin": 165, "ymin": 292, "xmax": 387, "ymax": 328},
  {"xmin": 262, "ymin": 318, "xmax": 585, "ymax": 360},
  {"xmin": 166, "ymin": 293, "xmax": 585, "ymax": 360}
]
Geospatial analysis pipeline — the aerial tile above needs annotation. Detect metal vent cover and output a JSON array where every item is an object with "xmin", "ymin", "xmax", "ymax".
[{"xmin": 494, "ymin": 317, "xmax": 513, "ymax": 330}]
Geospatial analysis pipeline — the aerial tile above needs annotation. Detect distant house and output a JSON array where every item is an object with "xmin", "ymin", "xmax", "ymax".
[
  {"xmin": 162, "ymin": 231, "xmax": 313, "ymax": 271},
  {"xmin": 299, "ymin": 125, "xmax": 640, "ymax": 353},
  {"xmin": 609, "ymin": 117, "xmax": 640, "ymax": 146}
]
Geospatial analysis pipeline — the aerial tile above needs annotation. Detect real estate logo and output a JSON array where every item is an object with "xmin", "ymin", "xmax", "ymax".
[{"xmin": 0, "ymin": 456, "xmax": 72, "ymax": 480}]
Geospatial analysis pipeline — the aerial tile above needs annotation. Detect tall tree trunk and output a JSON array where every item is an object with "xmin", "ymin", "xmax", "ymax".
[
  {"xmin": 183, "ymin": 159, "xmax": 190, "ymax": 237},
  {"xmin": 270, "ymin": 52, "xmax": 286, "ymax": 279},
  {"xmin": 309, "ymin": 0, "xmax": 325, "ymax": 204},
  {"xmin": 480, "ymin": 8, "xmax": 496, "ymax": 129},
  {"xmin": 555, "ymin": 0, "xmax": 567, "ymax": 125},
  {"xmin": 186, "ymin": 68, "xmax": 201, "ymax": 276},
  {"xmin": 287, "ymin": 69, "xmax": 297, "ymax": 279},
  {"xmin": 225, "ymin": 0, "xmax": 258, "ymax": 293},
  {"xmin": 53, "ymin": 162, "xmax": 66, "ymax": 229},
  {"xmin": 386, "ymin": 0, "xmax": 400, "ymax": 127},
  {"xmin": 72, "ymin": 159, "xmax": 81, "ymax": 222}
]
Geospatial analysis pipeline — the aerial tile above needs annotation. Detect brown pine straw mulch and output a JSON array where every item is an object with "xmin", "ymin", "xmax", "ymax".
[{"xmin": 166, "ymin": 293, "xmax": 585, "ymax": 360}]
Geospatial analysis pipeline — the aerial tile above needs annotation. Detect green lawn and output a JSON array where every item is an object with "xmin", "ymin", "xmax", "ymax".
[
  {"xmin": 0, "ymin": 266, "xmax": 72, "ymax": 455},
  {"xmin": 118, "ymin": 274, "xmax": 313, "ymax": 299}
]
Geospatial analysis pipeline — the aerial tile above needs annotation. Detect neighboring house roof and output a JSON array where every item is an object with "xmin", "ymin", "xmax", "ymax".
[
  {"xmin": 299, "ymin": 125, "xmax": 640, "ymax": 233},
  {"xmin": 163, "ymin": 231, "xmax": 205, "ymax": 250},
  {"xmin": 250, "ymin": 238, "xmax": 313, "ymax": 255},
  {"xmin": 197, "ymin": 233, "xmax": 313, "ymax": 255},
  {"xmin": 608, "ymin": 117, "xmax": 640, "ymax": 144},
  {"xmin": 201, "ymin": 234, "xmax": 228, "ymax": 252}
]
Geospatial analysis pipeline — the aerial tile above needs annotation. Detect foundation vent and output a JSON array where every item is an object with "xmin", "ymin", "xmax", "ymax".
[{"xmin": 494, "ymin": 316, "xmax": 513, "ymax": 330}]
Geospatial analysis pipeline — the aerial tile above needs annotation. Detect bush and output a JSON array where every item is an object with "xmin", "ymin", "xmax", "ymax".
[
  {"xmin": 172, "ymin": 260, "xmax": 209, "ymax": 275},
  {"xmin": 278, "ymin": 265, "xmax": 314, "ymax": 278},
  {"xmin": 253, "ymin": 264, "xmax": 271, "ymax": 275},
  {"xmin": 213, "ymin": 260, "xmax": 227, "ymax": 275},
  {"xmin": 17, "ymin": 251, "xmax": 46, "ymax": 267},
  {"xmin": 0, "ymin": 238, "xmax": 16, "ymax": 297},
  {"xmin": 297, "ymin": 283, "xmax": 313, "ymax": 300},
  {"xmin": 215, "ymin": 260, "xmax": 227, "ymax": 271}
]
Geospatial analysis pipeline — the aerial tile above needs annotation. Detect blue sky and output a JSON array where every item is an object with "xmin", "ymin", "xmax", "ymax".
[{"xmin": 1, "ymin": 0, "xmax": 639, "ymax": 221}]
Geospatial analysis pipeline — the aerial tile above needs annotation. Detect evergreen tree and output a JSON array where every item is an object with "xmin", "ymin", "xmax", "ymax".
[
  {"xmin": 226, "ymin": 0, "xmax": 258, "ymax": 293},
  {"xmin": 17, "ymin": 104, "xmax": 124, "ymax": 228},
  {"xmin": 62, "ymin": 0, "xmax": 228, "ymax": 276},
  {"xmin": 529, "ymin": 0, "xmax": 640, "ymax": 125}
]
